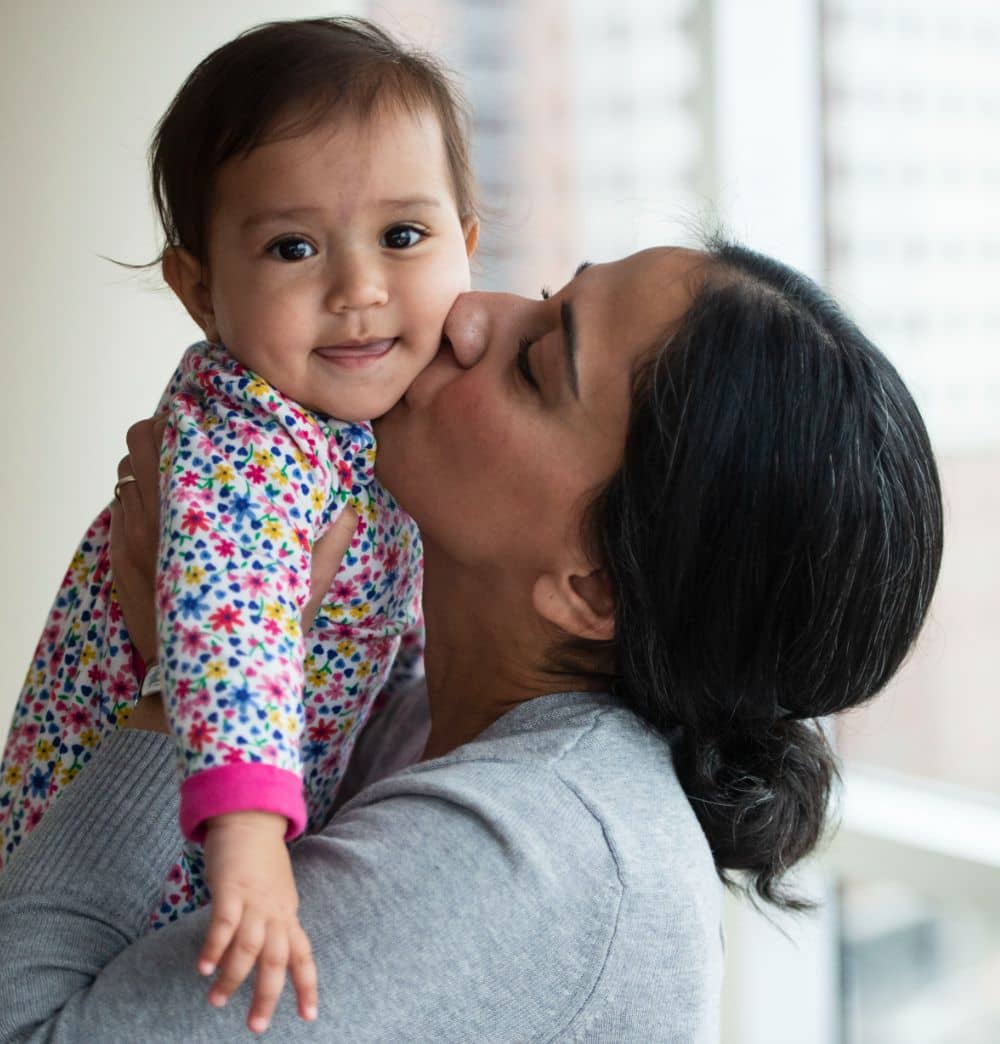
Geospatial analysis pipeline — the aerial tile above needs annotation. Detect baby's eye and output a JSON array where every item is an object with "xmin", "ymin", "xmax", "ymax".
[
  {"xmin": 381, "ymin": 225, "xmax": 425, "ymax": 250},
  {"xmin": 267, "ymin": 237, "xmax": 317, "ymax": 262}
]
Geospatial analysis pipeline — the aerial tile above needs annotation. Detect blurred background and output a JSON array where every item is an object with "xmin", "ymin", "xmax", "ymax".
[{"xmin": 2, "ymin": 2, "xmax": 997, "ymax": 1041}]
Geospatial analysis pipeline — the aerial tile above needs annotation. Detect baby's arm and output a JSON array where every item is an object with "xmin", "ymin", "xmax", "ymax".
[
  {"xmin": 199, "ymin": 811, "xmax": 314, "ymax": 1032},
  {"xmin": 156, "ymin": 345, "xmax": 370, "ymax": 1028},
  {"xmin": 158, "ymin": 353, "xmax": 316, "ymax": 843},
  {"xmin": 112, "ymin": 412, "xmax": 356, "ymax": 1031},
  {"xmin": 195, "ymin": 505, "xmax": 357, "ymax": 1032}
]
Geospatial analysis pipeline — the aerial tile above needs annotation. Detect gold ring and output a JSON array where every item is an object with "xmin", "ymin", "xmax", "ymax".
[{"xmin": 114, "ymin": 474, "xmax": 138, "ymax": 501}]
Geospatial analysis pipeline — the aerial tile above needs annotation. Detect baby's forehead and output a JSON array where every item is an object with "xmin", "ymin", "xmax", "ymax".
[
  {"xmin": 208, "ymin": 108, "xmax": 461, "ymax": 227},
  {"xmin": 223, "ymin": 102, "xmax": 446, "ymax": 175},
  {"xmin": 152, "ymin": 20, "xmax": 477, "ymax": 261}
]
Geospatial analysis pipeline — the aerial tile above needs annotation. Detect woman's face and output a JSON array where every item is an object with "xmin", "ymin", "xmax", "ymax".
[{"xmin": 374, "ymin": 247, "xmax": 705, "ymax": 574}]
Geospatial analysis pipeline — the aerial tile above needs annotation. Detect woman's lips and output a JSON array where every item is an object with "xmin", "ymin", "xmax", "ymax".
[
  {"xmin": 314, "ymin": 338, "xmax": 396, "ymax": 368},
  {"xmin": 402, "ymin": 340, "xmax": 461, "ymax": 407}
]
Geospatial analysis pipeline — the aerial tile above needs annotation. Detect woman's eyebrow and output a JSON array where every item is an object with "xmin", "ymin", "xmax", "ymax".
[
  {"xmin": 559, "ymin": 263, "xmax": 590, "ymax": 399},
  {"xmin": 561, "ymin": 300, "xmax": 579, "ymax": 399}
]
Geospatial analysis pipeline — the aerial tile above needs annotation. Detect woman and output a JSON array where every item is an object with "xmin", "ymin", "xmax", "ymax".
[{"xmin": 0, "ymin": 242, "xmax": 942, "ymax": 1042}]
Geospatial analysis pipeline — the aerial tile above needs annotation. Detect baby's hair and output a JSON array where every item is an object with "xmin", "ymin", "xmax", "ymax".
[{"xmin": 151, "ymin": 17, "xmax": 477, "ymax": 263}]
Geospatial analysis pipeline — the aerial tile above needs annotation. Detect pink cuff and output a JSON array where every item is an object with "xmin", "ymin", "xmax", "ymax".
[{"xmin": 179, "ymin": 764, "xmax": 307, "ymax": 843}]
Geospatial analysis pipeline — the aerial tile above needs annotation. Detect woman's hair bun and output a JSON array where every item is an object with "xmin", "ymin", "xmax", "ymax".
[
  {"xmin": 673, "ymin": 720, "xmax": 837, "ymax": 909},
  {"xmin": 569, "ymin": 237, "xmax": 942, "ymax": 908}
]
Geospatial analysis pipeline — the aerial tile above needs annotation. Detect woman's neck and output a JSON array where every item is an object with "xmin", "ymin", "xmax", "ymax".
[{"xmin": 418, "ymin": 547, "xmax": 571, "ymax": 760}]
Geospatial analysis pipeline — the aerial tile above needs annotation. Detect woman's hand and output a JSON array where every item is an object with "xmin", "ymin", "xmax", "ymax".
[
  {"xmin": 303, "ymin": 505, "xmax": 358, "ymax": 631},
  {"xmin": 109, "ymin": 417, "xmax": 165, "ymax": 667},
  {"xmin": 109, "ymin": 417, "xmax": 170, "ymax": 733}
]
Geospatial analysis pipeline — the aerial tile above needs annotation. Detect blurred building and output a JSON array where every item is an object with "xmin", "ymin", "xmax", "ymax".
[
  {"xmin": 823, "ymin": 4, "xmax": 1000, "ymax": 1042},
  {"xmin": 825, "ymin": 0, "xmax": 1000, "ymax": 795},
  {"xmin": 375, "ymin": 0, "xmax": 706, "ymax": 293}
]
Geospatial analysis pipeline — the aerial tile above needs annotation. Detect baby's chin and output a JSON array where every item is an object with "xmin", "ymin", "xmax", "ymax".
[
  {"xmin": 304, "ymin": 342, "xmax": 436, "ymax": 423},
  {"xmin": 308, "ymin": 399, "xmax": 398, "ymax": 425},
  {"xmin": 312, "ymin": 377, "xmax": 422, "ymax": 424}
]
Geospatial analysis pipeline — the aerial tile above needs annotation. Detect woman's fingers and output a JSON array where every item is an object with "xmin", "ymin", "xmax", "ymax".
[
  {"xmin": 302, "ymin": 506, "xmax": 357, "ymax": 632},
  {"xmin": 123, "ymin": 416, "xmax": 166, "ymax": 509},
  {"xmin": 289, "ymin": 923, "xmax": 319, "ymax": 1022},
  {"xmin": 247, "ymin": 933, "xmax": 290, "ymax": 1034},
  {"xmin": 109, "ymin": 434, "xmax": 160, "ymax": 665},
  {"xmin": 109, "ymin": 414, "xmax": 167, "ymax": 664}
]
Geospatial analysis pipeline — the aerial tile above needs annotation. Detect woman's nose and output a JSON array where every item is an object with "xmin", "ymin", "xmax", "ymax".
[
  {"xmin": 325, "ymin": 253, "xmax": 389, "ymax": 313},
  {"xmin": 443, "ymin": 291, "xmax": 530, "ymax": 369}
]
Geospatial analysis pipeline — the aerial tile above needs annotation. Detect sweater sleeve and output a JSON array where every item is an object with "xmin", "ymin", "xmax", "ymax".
[
  {"xmin": 156, "ymin": 343, "xmax": 375, "ymax": 842},
  {"xmin": 0, "ymin": 732, "xmax": 623, "ymax": 1043}
]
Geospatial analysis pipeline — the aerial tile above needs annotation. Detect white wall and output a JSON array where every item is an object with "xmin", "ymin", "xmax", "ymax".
[{"xmin": 0, "ymin": 1, "xmax": 360, "ymax": 744}]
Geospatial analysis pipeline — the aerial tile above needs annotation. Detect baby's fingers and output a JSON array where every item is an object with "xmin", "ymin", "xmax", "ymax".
[
  {"xmin": 207, "ymin": 914, "xmax": 266, "ymax": 1010},
  {"xmin": 199, "ymin": 893, "xmax": 244, "ymax": 977},
  {"xmin": 247, "ymin": 932, "xmax": 289, "ymax": 1034},
  {"xmin": 289, "ymin": 923, "xmax": 319, "ymax": 1023}
]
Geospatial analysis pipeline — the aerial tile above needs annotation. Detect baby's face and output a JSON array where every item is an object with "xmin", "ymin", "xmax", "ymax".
[{"xmin": 196, "ymin": 106, "xmax": 475, "ymax": 422}]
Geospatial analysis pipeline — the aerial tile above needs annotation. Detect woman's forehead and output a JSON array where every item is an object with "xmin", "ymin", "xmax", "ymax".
[
  {"xmin": 599, "ymin": 246, "xmax": 705, "ymax": 304},
  {"xmin": 571, "ymin": 247, "xmax": 705, "ymax": 375}
]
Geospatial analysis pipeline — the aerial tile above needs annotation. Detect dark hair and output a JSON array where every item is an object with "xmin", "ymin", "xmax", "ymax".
[
  {"xmin": 150, "ymin": 17, "xmax": 476, "ymax": 262},
  {"xmin": 579, "ymin": 239, "xmax": 943, "ymax": 909}
]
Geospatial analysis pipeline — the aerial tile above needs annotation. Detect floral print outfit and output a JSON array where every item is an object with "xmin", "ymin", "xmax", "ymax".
[{"xmin": 0, "ymin": 342, "xmax": 423, "ymax": 929}]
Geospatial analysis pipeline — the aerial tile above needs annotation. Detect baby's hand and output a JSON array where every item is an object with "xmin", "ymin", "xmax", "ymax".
[{"xmin": 200, "ymin": 811, "xmax": 318, "ymax": 1034}]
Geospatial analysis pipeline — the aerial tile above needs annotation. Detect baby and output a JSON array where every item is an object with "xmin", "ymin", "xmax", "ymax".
[{"xmin": 0, "ymin": 17, "xmax": 477, "ymax": 1033}]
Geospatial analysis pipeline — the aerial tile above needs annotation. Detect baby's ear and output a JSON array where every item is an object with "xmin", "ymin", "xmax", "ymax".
[
  {"xmin": 162, "ymin": 247, "xmax": 220, "ymax": 342},
  {"xmin": 463, "ymin": 217, "xmax": 479, "ymax": 258}
]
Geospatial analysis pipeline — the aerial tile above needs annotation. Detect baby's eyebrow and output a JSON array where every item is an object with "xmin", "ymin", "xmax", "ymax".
[
  {"xmin": 240, "ymin": 198, "xmax": 443, "ymax": 231},
  {"xmin": 375, "ymin": 196, "xmax": 442, "ymax": 208},
  {"xmin": 240, "ymin": 206, "xmax": 324, "ymax": 230}
]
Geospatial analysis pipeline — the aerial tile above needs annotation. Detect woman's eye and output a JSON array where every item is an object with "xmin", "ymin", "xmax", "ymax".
[
  {"xmin": 381, "ymin": 225, "xmax": 425, "ymax": 250},
  {"xmin": 267, "ymin": 237, "xmax": 317, "ymax": 262},
  {"xmin": 516, "ymin": 336, "xmax": 539, "ymax": 390}
]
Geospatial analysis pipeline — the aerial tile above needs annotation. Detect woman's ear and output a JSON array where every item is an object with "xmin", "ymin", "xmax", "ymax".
[
  {"xmin": 532, "ymin": 567, "xmax": 615, "ymax": 642},
  {"xmin": 162, "ymin": 246, "xmax": 220, "ymax": 342},
  {"xmin": 463, "ymin": 217, "xmax": 479, "ymax": 258}
]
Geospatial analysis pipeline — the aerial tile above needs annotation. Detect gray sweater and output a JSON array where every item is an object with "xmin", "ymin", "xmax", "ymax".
[{"xmin": 0, "ymin": 690, "xmax": 723, "ymax": 1042}]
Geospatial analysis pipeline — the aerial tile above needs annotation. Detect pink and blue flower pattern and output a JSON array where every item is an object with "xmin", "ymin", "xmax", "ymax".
[{"xmin": 0, "ymin": 341, "xmax": 423, "ymax": 930}]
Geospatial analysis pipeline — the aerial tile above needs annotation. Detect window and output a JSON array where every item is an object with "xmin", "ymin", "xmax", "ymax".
[{"xmin": 824, "ymin": 3, "xmax": 1000, "ymax": 1039}]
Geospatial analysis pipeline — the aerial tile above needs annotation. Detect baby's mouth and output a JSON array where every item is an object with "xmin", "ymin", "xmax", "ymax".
[{"xmin": 314, "ymin": 338, "xmax": 397, "ymax": 360}]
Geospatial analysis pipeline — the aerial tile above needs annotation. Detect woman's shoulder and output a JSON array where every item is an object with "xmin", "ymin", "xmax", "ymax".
[
  {"xmin": 445, "ymin": 691, "xmax": 718, "ymax": 886},
  {"xmin": 343, "ymin": 687, "xmax": 718, "ymax": 917},
  {"xmin": 327, "ymin": 688, "xmax": 723, "ymax": 1040}
]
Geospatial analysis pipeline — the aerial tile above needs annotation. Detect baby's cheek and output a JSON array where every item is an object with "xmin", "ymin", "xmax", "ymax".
[{"xmin": 419, "ymin": 269, "xmax": 471, "ymax": 331}]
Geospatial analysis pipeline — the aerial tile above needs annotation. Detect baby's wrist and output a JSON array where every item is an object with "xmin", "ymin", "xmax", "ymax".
[{"xmin": 205, "ymin": 810, "xmax": 289, "ymax": 838}]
